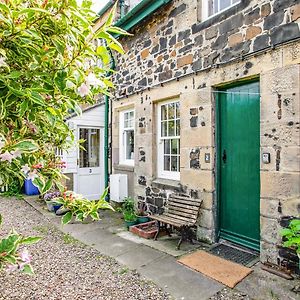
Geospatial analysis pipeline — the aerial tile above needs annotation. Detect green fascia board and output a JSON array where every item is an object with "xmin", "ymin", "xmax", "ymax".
[
  {"xmin": 115, "ymin": 0, "xmax": 172, "ymax": 32},
  {"xmin": 97, "ymin": 0, "xmax": 115, "ymax": 16}
]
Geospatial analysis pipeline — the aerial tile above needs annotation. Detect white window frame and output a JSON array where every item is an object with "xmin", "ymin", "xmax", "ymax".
[
  {"xmin": 119, "ymin": 109, "xmax": 135, "ymax": 166},
  {"xmin": 202, "ymin": 0, "xmax": 241, "ymax": 21},
  {"xmin": 157, "ymin": 99, "xmax": 180, "ymax": 181}
]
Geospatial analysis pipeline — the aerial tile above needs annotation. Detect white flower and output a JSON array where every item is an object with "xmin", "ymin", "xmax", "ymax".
[
  {"xmin": 0, "ymin": 56, "xmax": 7, "ymax": 68},
  {"xmin": 11, "ymin": 150, "xmax": 22, "ymax": 159},
  {"xmin": 66, "ymin": 80, "xmax": 75, "ymax": 89},
  {"xmin": 27, "ymin": 171, "xmax": 38, "ymax": 181},
  {"xmin": 0, "ymin": 151, "xmax": 14, "ymax": 163},
  {"xmin": 86, "ymin": 73, "xmax": 103, "ymax": 88},
  {"xmin": 77, "ymin": 83, "xmax": 90, "ymax": 97},
  {"xmin": 21, "ymin": 164, "xmax": 30, "ymax": 174}
]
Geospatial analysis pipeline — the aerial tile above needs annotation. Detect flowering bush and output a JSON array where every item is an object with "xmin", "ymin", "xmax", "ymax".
[
  {"xmin": 0, "ymin": 213, "xmax": 41, "ymax": 274},
  {"xmin": 0, "ymin": 0, "xmax": 127, "ymax": 193},
  {"xmin": 43, "ymin": 191, "xmax": 61, "ymax": 201},
  {"xmin": 52, "ymin": 189, "xmax": 114, "ymax": 224}
]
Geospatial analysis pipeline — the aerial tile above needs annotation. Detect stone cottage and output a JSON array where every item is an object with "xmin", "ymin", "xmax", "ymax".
[{"xmin": 98, "ymin": 0, "xmax": 300, "ymax": 272}]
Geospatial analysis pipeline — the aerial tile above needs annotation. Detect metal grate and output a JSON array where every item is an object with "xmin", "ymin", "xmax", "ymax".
[{"xmin": 208, "ymin": 243, "xmax": 258, "ymax": 266}]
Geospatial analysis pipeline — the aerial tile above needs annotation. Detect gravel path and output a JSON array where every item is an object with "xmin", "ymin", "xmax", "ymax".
[{"xmin": 0, "ymin": 197, "xmax": 171, "ymax": 300}]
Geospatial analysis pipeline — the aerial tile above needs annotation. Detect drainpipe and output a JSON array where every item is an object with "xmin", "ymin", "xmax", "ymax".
[{"xmin": 104, "ymin": 49, "xmax": 116, "ymax": 199}]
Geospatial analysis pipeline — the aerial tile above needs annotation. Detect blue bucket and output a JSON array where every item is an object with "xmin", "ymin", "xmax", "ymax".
[{"xmin": 24, "ymin": 179, "xmax": 40, "ymax": 196}]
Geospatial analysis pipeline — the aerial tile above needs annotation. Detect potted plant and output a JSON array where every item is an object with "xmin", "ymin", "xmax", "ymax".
[
  {"xmin": 53, "ymin": 188, "xmax": 114, "ymax": 225},
  {"xmin": 122, "ymin": 197, "xmax": 137, "ymax": 228},
  {"xmin": 136, "ymin": 201, "xmax": 150, "ymax": 224},
  {"xmin": 43, "ymin": 191, "xmax": 61, "ymax": 212},
  {"xmin": 280, "ymin": 218, "xmax": 300, "ymax": 271}
]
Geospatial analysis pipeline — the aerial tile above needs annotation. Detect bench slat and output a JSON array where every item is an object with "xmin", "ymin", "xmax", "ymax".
[
  {"xmin": 164, "ymin": 213, "xmax": 197, "ymax": 224},
  {"xmin": 167, "ymin": 208, "xmax": 198, "ymax": 220},
  {"xmin": 168, "ymin": 201, "xmax": 199, "ymax": 211},
  {"xmin": 168, "ymin": 205, "xmax": 199, "ymax": 216},
  {"xmin": 151, "ymin": 215, "xmax": 187, "ymax": 227},
  {"xmin": 170, "ymin": 195, "xmax": 202, "ymax": 204},
  {"xmin": 169, "ymin": 197, "xmax": 202, "ymax": 207}
]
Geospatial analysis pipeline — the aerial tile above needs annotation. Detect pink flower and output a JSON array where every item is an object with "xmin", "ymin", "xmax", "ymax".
[
  {"xmin": 11, "ymin": 150, "xmax": 22, "ymax": 159},
  {"xmin": 20, "ymin": 249, "xmax": 32, "ymax": 264},
  {"xmin": 6, "ymin": 264, "xmax": 18, "ymax": 272},
  {"xmin": 0, "ymin": 151, "xmax": 14, "ymax": 163},
  {"xmin": 77, "ymin": 83, "xmax": 90, "ymax": 97},
  {"xmin": 21, "ymin": 164, "xmax": 30, "ymax": 174},
  {"xmin": 27, "ymin": 171, "xmax": 38, "ymax": 181}
]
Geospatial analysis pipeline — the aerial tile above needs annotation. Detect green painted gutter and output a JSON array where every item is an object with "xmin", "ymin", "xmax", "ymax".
[
  {"xmin": 97, "ymin": 0, "xmax": 115, "ymax": 16},
  {"xmin": 104, "ymin": 51, "xmax": 115, "ymax": 197},
  {"xmin": 115, "ymin": 0, "xmax": 172, "ymax": 32}
]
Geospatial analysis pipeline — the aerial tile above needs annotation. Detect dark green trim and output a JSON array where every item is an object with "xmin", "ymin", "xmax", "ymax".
[
  {"xmin": 104, "ymin": 50, "xmax": 116, "ymax": 198},
  {"xmin": 115, "ymin": 0, "xmax": 172, "ymax": 32},
  {"xmin": 97, "ymin": 0, "xmax": 115, "ymax": 17}
]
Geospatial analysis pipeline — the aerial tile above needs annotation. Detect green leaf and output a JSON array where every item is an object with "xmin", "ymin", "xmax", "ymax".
[
  {"xmin": 42, "ymin": 179, "xmax": 53, "ymax": 194},
  {"xmin": 32, "ymin": 176, "xmax": 45, "ymax": 192},
  {"xmin": 62, "ymin": 212, "xmax": 73, "ymax": 225},
  {"xmin": 20, "ymin": 236, "xmax": 42, "ymax": 245},
  {"xmin": 0, "ymin": 213, "xmax": 2, "ymax": 227},
  {"xmin": 54, "ymin": 71, "xmax": 67, "ymax": 92},
  {"xmin": 30, "ymin": 91, "xmax": 45, "ymax": 106},
  {"xmin": 90, "ymin": 211, "xmax": 99, "ymax": 221},
  {"xmin": 6, "ymin": 71, "xmax": 22, "ymax": 79},
  {"xmin": 22, "ymin": 264, "xmax": 34, "ymax": 275},
  {"xmin": 107, "ymin": 26, "xmax": 131, "ymax": 36},
  {"xmin": 14, "ymin": 140, "xmax": 39, "ymax": 152},
  {"xmin": 52, "ymin": 38, "xmax": 65, "ymax": 55},
  {"xmin": 108, "ymin": 41, "xmax": 124, "ymax": 54}
]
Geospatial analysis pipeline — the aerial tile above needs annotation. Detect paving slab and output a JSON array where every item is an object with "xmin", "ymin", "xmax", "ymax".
[
  {"xmin": 118, "ymin": 231, "xmax": 208, "ymax": 257},
  {"xmin": 139, "ymin": 255, "xmax": 224, "ymax": 300},
  {"xmin": 116, "ymin": 244, "xmax": 167, "ymax": 269},
  {"xmin": 236, "ymin": 264, "xmax": 299, "ymax": 300}
]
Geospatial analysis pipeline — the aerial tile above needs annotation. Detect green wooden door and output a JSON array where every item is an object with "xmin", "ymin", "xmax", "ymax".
[{"xmin": 219, "ymin": 82, "xmax": 260, "ymax": 251}]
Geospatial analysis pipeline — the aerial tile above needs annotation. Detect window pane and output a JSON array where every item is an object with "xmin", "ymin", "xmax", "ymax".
[
  {"xmin": 168, "ymin": 102, "xmax": 175, "ymax": 119},
  {"xmin": 171, "ymin": 139, "xmax": 178, "ymax": 154},
  {"xmin": 79, "ymin": 128, "xmax": 100, "ymax": 168},
  {"xmin": 161, "ymin": 105, "xmax": 167, "ymax": 120},
  {"xmin": 168, "ymin": 120, "xmax": 175, "ymax": 136},
  {"xmin": 220, "ymin": 0, "xmax": 231, "ymax": 10},
  {"xmin": 175, "ymin": 102, "xmax": 180, "ymax": 118},
  {"xmin": 164, "ymin": 155, "xmax": 170, "ymax": 171},
  {"xmin": 176, "ymin": 120, "xmax": 180, "ymax": 136},
  {"xmin": 125, "ymin": 130, "xmax": 134, "ymax": 160},
  {"xmin": 161, "ymin": 121, "xmax": 168, "ymax": 137},
  {"xmin": 164, "ymin": 140, "xmax": 170, "ymax": 154},
  {"xmin": 171, "ymin": 156, "xmax": 178, "ymax": 172}
]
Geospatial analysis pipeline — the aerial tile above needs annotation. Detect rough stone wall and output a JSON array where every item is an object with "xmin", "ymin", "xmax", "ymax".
[
  {"xmin": 115, "ymin": 0, "xmax": 300, "ymax": 97},
  {"xmin": 111, "ymin": 0, "xmax": 300, "ymax": 268}
]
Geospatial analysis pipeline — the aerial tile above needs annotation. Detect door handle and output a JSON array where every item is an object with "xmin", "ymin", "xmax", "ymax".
[
  {"xmin": 89, "ymin": 169, "xmax": 92, "ymax": 173},
  {"xmin": 222, "ymin": 149, "xmax": 227, "ymax": 164}
]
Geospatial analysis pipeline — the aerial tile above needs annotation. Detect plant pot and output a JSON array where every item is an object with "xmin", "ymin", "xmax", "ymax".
[
  {"xmin": 130, "ymin": 221, "xmax": 158, "ymax": 239},
  {"xmin": 24, "ymin": 179, "xmax": 39, "ymax": 196},
  {"xmin": 137, "ymin": 216, "xmax": 150, "ymax": 224},
  {"xmin": 45, "ymin": 201, "xmax": 54, "ymax": 212},
  {"xmin": 125, "ymin": 220, "xmax": 138, "ymax": 229},
  {"xmin": 53, "ymin": 203, "xmax": 62, "ymax": 213}
]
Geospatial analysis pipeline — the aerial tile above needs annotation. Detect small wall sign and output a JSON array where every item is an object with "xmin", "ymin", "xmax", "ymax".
[{"xmin": 262, "ymin": 153, "xmax": 271, "ymax": 164}]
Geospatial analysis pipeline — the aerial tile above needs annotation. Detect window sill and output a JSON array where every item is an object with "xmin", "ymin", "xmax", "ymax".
[
  {"xmin": 114, "ymin": 164, "xmax": 134, "ymax": 172},
  {"xmin": 196, "ymin": 0, "xmax": 250, "ymax": 32},
  {"xmin": 152, "ymin": 178, "xmax": 181, "ymax": 190}
]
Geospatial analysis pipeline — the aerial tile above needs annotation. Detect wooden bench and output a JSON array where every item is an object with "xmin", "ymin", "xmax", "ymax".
[{"xmin": 150, "ymin": 194, "xmax": 202, "ymax": 249}]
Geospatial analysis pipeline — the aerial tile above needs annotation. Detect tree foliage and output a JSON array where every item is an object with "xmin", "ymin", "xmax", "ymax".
[{"xmin": 0, "ymin": 0, "xmax": 124, "ymax": 193}]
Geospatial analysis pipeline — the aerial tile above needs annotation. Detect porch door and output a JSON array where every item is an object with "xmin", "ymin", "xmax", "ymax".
[
  {"xmin": 77, "ymin": 127, "xmax": 104, "ymax": 200},
  {"xmin": 219, "ymin": 82, "xmax": 260, "ymax": 251}
]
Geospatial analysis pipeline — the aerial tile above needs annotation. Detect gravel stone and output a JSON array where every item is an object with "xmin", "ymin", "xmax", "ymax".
[{"xmin": 0, "ymin": 197, "xmax": 171, "ymax": 300}]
